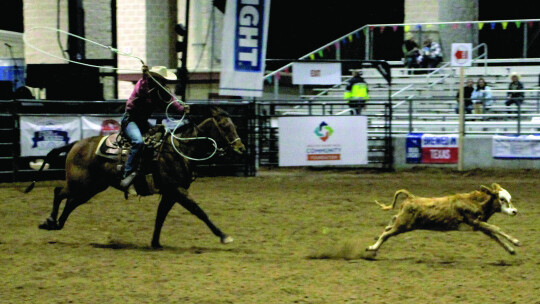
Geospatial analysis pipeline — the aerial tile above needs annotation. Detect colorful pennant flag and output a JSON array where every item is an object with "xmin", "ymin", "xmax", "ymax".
[
  {"xmin": 490, "ymin": 22, "xmax": 496, "ymax": 29},
  {"xmin": 266, "ymin": 76, "xmax": 272, "ymax": 84},
  {"xmin": 515, "ymin": 21, "xmax": 521, "ymax": 28},
  {"xmin": 309, "ymin": 54, "xmax": 315, "ymax": 60},
  {"xmin": 348, "ymin": 35, "xmax": 353, "ymax": 42},
  {"xmin": 452, "ymin": 23, "xmax": 459, "ymax": 29},
  {"xmin": 392, "ymin": 26, "xmax": 398, "ymax": 32},
  {"xmin": 478, "ymin": 22, "xmax": 484, "ymax": 30},
  {"xmin": 275, "ymin": 72, "xmax": 281, "ymax": 81},
  {"xmin": 502, "ymin": 22, "xmax": 508, "ymax": 30},
  {"xmin": 404, "ymin": 25, "xmax": 410, "ymax": 32},
  {"xmin": 334, "ymin": 42, "xmax": 340, "ymax": 50},
  {"xmin": 466, "ymin": 23, "xmax": 472, "ymax": 29},
  {"xmin": 379, "ymin": 26, "xmax": 385, "ymax": 33},
  {"xmin": 318, "ymin": 50, "xmax": 324, "ymax": 58},
  {"xmin": 439, "ymin": 24, "xmax": 446, "ymax": 29}
]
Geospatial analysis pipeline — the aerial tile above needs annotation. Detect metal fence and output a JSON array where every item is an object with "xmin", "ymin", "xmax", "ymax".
[
  {"xmin": 255, "ymin": 99, "xmax": 394, "ymax": 170},
  {"xmin": 0, "ymin": 99, "xmax": 257, "ymax": 182}
]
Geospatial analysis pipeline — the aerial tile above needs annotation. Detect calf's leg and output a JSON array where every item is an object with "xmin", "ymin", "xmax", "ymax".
[{"xmin": 475, "ymin": 221, "xmax": 521, "ymax": 246}]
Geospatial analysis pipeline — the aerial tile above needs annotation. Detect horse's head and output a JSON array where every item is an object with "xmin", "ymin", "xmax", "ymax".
[{"xmin": 201, "ymin": 106, "xmax": 246, "ymax": 155}]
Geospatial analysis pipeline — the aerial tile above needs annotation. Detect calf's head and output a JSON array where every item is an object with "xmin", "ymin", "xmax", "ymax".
[{"xmin": 480, "ymin": 183, "xmax": 518, "ymax": 216}]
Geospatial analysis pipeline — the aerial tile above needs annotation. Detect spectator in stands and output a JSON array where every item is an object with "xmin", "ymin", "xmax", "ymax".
[
  {"xmin": 344, "ymin": 71, "xmax": 369, "ymax": 115},
  {"xmin": 505, "ymin": 72, "xmax": 525, "ymax": 109},
  {"xmin": 471, "ymin": 77, "xmax": 493, "ymax": 114},
  {"xmin": 419, "ymin": 38, "xmax": 443, "ymax": 69},
  {"xmin": 455, "ymin": 79, "xmax": 474, "ymax": 114},
  {"xmin": 402, "ymin": 33, "xmax": 420, "ymax": 71}
]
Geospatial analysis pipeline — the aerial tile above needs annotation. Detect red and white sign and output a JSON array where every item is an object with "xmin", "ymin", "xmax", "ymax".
[
  {"xmin": 421, "ymin": 134, "xmax": 459, "ymax": 164},
  {"xmin": 451, "ymin": 43, "xmax": 472, "ymax": 67}
]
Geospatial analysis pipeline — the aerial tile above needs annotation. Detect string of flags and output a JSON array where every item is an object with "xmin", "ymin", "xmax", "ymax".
[{"xmin": 264, "ymin": 20, "xmax": 538, "ymax": 83}]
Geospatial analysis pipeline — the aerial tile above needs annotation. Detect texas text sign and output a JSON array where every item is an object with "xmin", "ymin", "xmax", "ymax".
[{"xmin": 406, "ymin": 133, "xmax": 459, "ymax": 164}]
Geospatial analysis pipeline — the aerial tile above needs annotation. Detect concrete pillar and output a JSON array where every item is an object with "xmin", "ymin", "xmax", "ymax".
[{"xmin": 438, "ymin": 0, "xmax": 479, "ymax": 61}]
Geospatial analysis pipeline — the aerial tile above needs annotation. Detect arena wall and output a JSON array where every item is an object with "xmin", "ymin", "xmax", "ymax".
[{"xmin": 393, "ymin": 135, "xmax": 540, "ymax": 170}]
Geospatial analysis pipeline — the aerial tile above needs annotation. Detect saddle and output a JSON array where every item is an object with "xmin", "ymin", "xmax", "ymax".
[{"xmin": 95, "ymin": 125, "xmax": 168, "ymax": 196}]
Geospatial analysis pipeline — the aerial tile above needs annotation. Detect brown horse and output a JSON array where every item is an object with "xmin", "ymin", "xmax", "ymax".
[{"xmin": 25, "ymin": 106, "xmax": 246, "ymax": 248}]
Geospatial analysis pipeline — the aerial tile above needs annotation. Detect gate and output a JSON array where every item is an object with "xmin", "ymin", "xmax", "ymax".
[{"xmin": 255, "ymin": 99, "xmax": 393, "ymax": 170}]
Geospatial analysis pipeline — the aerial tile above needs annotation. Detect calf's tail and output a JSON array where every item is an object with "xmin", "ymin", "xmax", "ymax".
[
  {"xmin": 24, "ymin": 142, "xmax": 77, "ymax": 193},
  {"xmin": 374, "ymin": 189, "xmax": 412, "ymax": 210}
]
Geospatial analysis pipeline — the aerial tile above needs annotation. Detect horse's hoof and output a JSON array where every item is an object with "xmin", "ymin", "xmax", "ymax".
[
  {"xmin": 38, "ymin": 218, "xmax": 58, "ymax": 230},
  {"xmin": 221, "ymin": 235, "xmax": 234, "ymax": 244}
]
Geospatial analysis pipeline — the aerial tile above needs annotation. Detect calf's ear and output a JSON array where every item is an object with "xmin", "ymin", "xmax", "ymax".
[
  {"xmin": 491, "ymin": 183, "xmax": 502, "ymax": 191},
  {"xmin": 480, "ymin": 185, "xmax": 492, "ymax": 194}
]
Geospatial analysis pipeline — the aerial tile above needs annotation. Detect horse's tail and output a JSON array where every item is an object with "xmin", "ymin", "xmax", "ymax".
[
  {"xmin": 374, "ymin": 189, "xmax": 413, "ymax": 211},
  {"xmin": 24, "ymin": 142, "xmax": 77, "ymax": 193}
]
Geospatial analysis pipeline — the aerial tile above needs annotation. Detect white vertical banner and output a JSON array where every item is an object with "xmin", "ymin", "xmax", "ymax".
[
  {"xmin": 20, "ymin": 116, "xmax": 81, "ymax": 157},
  {"xmin": 219, "ymin": 0, "xmax": 271, "ymax": 97},
  {"xmin": 81, "ymin": 116, "xmax": 122, "ymax": 138},
  {"xmin": 278, "ymin": 116, "xmax": 368, "ymax": 166}
]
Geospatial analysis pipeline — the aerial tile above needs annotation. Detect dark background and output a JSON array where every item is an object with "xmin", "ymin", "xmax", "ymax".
[{"xmin": 1, "ymin": 0, "xmax": 538, "ymax": 61}]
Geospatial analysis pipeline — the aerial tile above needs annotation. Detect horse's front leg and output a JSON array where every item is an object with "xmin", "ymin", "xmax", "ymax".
[
  {"xmin": 172, "ymin": 187, "xmax": 233, "ymax": 244},
  {"xmin": 151, "ymin": 194, "xmax": 176, "ymax": 249}
]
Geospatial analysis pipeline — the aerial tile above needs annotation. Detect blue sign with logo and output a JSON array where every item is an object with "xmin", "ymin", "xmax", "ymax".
[
  {"xmin": 234, "ymin": 0, "xmax": 265, "ymax": 72},
  {"xmin": 406, "ymin": 133, "xmax": 423, "ymax": 163}
]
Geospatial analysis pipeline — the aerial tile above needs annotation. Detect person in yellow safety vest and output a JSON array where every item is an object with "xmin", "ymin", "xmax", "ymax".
[{"xmin": 344, "ymin": 71, "xmax": 369, "ymax": 115}]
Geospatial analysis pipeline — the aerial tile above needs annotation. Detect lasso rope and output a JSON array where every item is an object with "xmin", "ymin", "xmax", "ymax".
[{"xmin": 23, "ymin": 26, "xmax": 220, "ymax": 161}]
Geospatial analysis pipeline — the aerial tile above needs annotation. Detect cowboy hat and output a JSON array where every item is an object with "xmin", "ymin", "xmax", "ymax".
[
  {"xmin": 510, "ymin": 72, "xmax": 521, "ymax": 80},
  {"xmin": 148, "ymin": 66, "xmax": 177, "ymax": 81}
]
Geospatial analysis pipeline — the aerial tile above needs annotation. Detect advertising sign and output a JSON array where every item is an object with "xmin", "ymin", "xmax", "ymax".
[
  {"xmin": 20, "ymin": 116, "xmax": 81, "ymax": 157},
  {"xmin": 451, "ymin": 43, "xmax": 472, "ymax": 67},
  {"xmin": 292, "ymin": 62, "xmax": 342, "ymax": 85},
  {"xmin": 492, "ymin": 135, "xmax": 540, "ymax": 159},
  {"xmin": 406, "ymin": 133, "xmax": 459, "ymax": 164},
  {"xmin": 81, "ymin": 116, "xmax": 122, "ymax": 138},
  {"xmin": 219, "ymin": 0, "xmax": 271, "ymax": 97},
  {"xmin": 278, "ymin": 116, "xmax": 368, "ymax": 166}
]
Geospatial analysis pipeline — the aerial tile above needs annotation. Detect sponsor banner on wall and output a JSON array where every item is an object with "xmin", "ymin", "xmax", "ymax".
[
  {"xmin": 292, "ymin": 62, "xmax": 342, "ymax": 85},
  {"xmin": 406, "ymin": 133, "xmax": 459, "ymax": 164},
  {"xmin": 81, "ymin": 116, "xmax": 122, "ymax": 138},
  {"xmin": 278, "ymin": 116, "xmax": 368, "ymax": 166},
  {"xmin": 20, "ymin": 116, "xmax": 81, "ymax": 157},
  {"xmin": 492, "ymin": 135, "xmax": 540, "ymax": 159},
  {"xmin": 219, "ymin": 0, "xmax": 271, "ymax": 97}
]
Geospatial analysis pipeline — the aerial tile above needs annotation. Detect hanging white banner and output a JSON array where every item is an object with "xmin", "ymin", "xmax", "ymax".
[
  {"xmin": 81, "ymin": 116, "xmax": 122, "ymax": 138},
  {"xmin": 20, "ymin": 116, "xmax": 81, "ymax": 157},
  {"xmin": 492, "ymin": 135, "xmax": 540, "ymax": 159},
  {"xmin": 278, "ymin": 116, "xmax": 368, "ymax": 166},
  {"xmin": 292, "ymin": 62, "xmax": 342, "ymax": 85},
  {"xmin": 219, "ymin": 0, "xmax": 271, "ymax": 97}
]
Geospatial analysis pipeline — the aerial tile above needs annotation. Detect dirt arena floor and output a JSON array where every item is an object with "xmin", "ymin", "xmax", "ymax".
[{"xmin": 1, "ymin": 168, "xmax": 539, "ymax": 304}]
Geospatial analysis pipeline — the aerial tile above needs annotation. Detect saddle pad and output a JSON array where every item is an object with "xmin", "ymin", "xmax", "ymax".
[{"xmin": 95, "ymin": 133, "xmax": 128, "ymax": 159}]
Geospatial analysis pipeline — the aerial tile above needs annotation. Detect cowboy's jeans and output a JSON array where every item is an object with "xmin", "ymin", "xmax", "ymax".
[{"xmin": 122, "ymin": 115, "xmax": 147, "ymax": 177}]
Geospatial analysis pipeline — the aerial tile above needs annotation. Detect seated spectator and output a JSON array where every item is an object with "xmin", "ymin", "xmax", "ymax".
[
  {"xmin": 402, "ymin": 33, "xmax": 420, "ymax": 71},
  {"xmin": 455, "ymin": 79, "xmax": 474, "ymax": 114},
  {"xmin": 505, "ymin": 72, "xmax": 524, "ymax": 108},
  {"xmin": 471, "ymin": 77, "xmax": 493, "ymax": 114},
  {"xmin": 419, "ymin": 38, "xmax": 443, "ymax": 69}
]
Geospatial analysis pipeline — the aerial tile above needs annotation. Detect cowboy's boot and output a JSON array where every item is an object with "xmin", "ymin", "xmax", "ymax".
[{"xmin": 120, "ymin": 172, "xmax": 137, "ymax": 190}]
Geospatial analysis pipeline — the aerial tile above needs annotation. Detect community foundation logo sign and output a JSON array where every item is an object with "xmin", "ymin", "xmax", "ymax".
[{"xmin": 314, "ymin": 121, "xmax": 334, "ymax": 142}]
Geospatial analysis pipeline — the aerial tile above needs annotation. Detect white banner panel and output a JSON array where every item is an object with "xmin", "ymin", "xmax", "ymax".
[
  {"xmin": 292, "ymin": 62, "xmax": 342, "ymax": 85},
  {"xmin": 81, "ymin": 116, "xmax": 122, "ymax": 138},
  {"xmin": 219, "ymin": 0, "xmax": 271, "ymax": 97},
  {"xmin": 20, "ymin": 116, "xmax": 81, "ymax": 157},
  {"xmin": 492, "ymin": 135, "xmax": 540, "ymax": 159},
  {"xmin": 278, "ymin": 116, "xmax": 368, "ymax": 166}
]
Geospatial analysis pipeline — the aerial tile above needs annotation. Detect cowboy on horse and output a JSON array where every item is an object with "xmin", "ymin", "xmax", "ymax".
[{"xmin": 120, "ymin": 65, "xmax": 189, "ymax": 190}]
